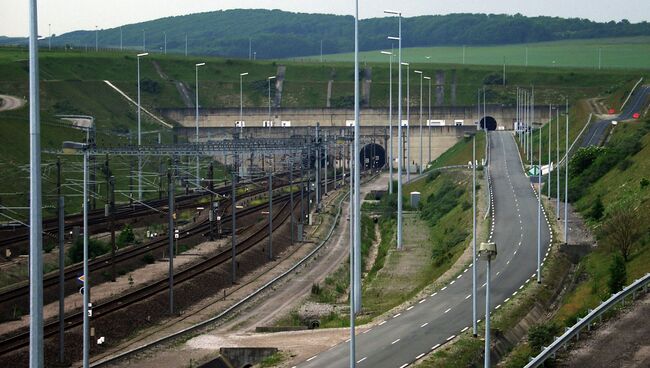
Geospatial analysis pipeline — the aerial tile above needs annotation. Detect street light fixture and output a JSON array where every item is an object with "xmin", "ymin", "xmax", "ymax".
[
  {"xmin": 414, "ymin": 70, "xmax": 423, "ymax": 174},
  {"xmin": 62, "ymin": 141, "xmax": 91, "ymax": 368},
  {"xmin": 136, "ymin": 52, "xmax": 149, "ymax": 201},
  {"xmin": 380, "ymin": 50, "xmax": 394, "ymax": 194},
  {"xmin": 479, "ymin": 241, "xmax": 497, "ymax": 368},
  {"xmin": 195, "ymin": 62, "xmax": 206, "ymax": 190},
  {"xmin": 385, "ymin": 9, "xmax": 403, "ymax": 251}
]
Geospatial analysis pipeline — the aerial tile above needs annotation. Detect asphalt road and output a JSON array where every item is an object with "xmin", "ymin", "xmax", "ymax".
[
  {"xmin": 298, "ymin": 131, "xmax": 552, "ymax": 368},
  {"xmin": 0, "ymin": 94, "xmax": 25, "ymax": 112},
  {"xmin": 581, "ymin": 85, "xmax": 650, "ymax": 147}
]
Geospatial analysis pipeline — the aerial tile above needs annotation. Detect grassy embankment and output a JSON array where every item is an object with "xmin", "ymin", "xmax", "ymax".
[{"xmin": 311, "ymin": 36, "xmax": 650, "ymax": 70}]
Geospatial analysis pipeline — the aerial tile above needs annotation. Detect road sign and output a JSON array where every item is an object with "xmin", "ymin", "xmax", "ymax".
[{"xmin": 77, "ymin": 274, "xmax": 85, "ymax": 284}]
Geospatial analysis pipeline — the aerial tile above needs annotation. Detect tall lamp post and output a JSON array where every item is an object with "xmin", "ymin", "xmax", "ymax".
[
  {"xmin": 385, "ymin": 9, "xmax": 402, "ymax": 250},
  {"xmin": 380, "ymin": 50, "xmax": 393, "ymax": 193},
  {"xmin": 425, "ymin": 76, "xmax": 431, "ymax": 165},
  {"xmin": 195, "ymin": 62, "xmax": 206, "ymax": 190},
  {"xmin": 479, "ymin": 241, "xmax": 497, "ymax": 368},
  {"xmin": 29, "ymin": 2, "xmax": 44, "ymax": 365},
  {"xmin": 402, "ymin": 62, "xmax": 411, "ymax": 181},
  {"xmin": 268, "ymin": 76, "xmax": 276, "ymax": 128},
  {"xmin": 239, "ymin": 72, "xmax": 248, "ymax": 134},
  {"xmin": 62, "ymin": 141, "xmax": 90, "ymax": 368},
  {"xmin": 136, "ymin": 52, "xmax": 149, "ymax": 201},
  {"xmin": 414, "ymin": 69, "xmax": 423, "ymax": 174}
]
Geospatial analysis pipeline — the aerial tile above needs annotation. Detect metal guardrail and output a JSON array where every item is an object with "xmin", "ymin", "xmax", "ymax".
[
  {"xmin": 524, "ymin": 272, "xmax": 650, "ymax": 368},
  {"xmin": 91, "ymin": 182, "xmax": 352, "ymax": 367}
]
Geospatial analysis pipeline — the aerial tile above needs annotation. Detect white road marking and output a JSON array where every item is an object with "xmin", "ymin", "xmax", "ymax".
[
  {"xmin": 421, "ymin": 322, "xmax": 429, "ymax": 328},
  {"xmin": 461, "ymin": 326, "xmax": 469, "ymax": 333},
  {"xmin": 446, "ymin": 335, "xmax": 456, "ymax": 341},
  {"xmin": 431, "ymin": 292, "xmax": 438, "ymax": 297},
  {"xmin": 307, "ymin": 355, "xmax": 318, "ymax": 362},
  {"xmin": 450, "ymin": 280, "xmax": 456, "ymax": 285},
  {"xmin": 504, "ymin": 297, "xmax": 510, "ymax": 303},
  {"xmin": 399, "ymin": 364, "xmax": 409, "ymax": 368},
  {"xmin": 457, "ymin": 274, "xmax": 463, "ymax": 279},
  {"xmin": 419, "ymin": 299, "xmax": 426, "ymax": 304},
  {"xmin": 431, "ymin": 344, "xmax": 441, "ymax": 350},
  {"xmin": 496, "ymin": 304, "xmax": 502, "ymax": 310},
  {"xmin": 465, "ymin": 294, "xmax": 471, "ymax": 300},
  {"xmin": 444, "ymin": 308, "xmax": 452, "ymax": 314},
  {"xmin": 379, "ymin": 321, "xmax": 386, "ymax": 326},
  {"xmin": 393, "ymin": 313, "xmax": 401, "ymax": 318},
  {"xmin": 391, "ymin": 338, "xmax": 401, "ymax": 345},
  {"xmin": 357, "ymin": 357, "xmax": 367, "ymax": 363},
  {"xmin": 441, "ymin": 287, "xmax": 447, "ymax": 291},
  {"xmin": 406, "ymin": 306, "xmax": 414, "ymax": 311},
  {"xmin": 416, "ymin": 353, "xmax": 425, "ymax": 360}
]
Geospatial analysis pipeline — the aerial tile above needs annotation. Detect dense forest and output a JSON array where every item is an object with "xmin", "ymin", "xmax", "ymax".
[{"xmin": 3, "ymin": 9, "xmax": 650, "ymax": 58}]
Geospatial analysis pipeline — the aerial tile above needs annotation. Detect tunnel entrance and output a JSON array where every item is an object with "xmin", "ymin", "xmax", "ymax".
[
  {"xmin": 479, "ymin": 116, "xmax": 498, "ymax": 131},
  {"xmin": 359, "ymin": 143, "xmax": 386, "ymax": 170}
]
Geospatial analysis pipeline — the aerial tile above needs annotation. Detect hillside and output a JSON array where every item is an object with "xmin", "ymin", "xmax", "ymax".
[{"xmin": 2, "ymin": 10, "xmax": 650, "ymax": 59}]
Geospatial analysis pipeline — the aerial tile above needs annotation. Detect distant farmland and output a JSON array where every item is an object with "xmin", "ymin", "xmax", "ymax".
[{"xmin": 301, "ymin": 37, "xmax": 650, "ymax": 70}]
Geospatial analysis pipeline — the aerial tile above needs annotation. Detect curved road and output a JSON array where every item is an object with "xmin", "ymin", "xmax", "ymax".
[
  {"xmin": 581, "ymin": 85, "xmax": 650, "ymax": 147},
  {"xmin": 298, "ymin": 131, "xmax": 552, "ymax": 368},
  {"xmin": 0, "ymin": 94, "xmax": 25, "ymax": 112}
]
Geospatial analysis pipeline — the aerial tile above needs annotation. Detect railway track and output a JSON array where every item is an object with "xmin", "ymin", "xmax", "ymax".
[
  {"xmin": 0, "ymin": 193, "xmax": 298, "ymax": 358},
  {"xmin": 0, "ymin": 177, "xmax": 297, "ymax": 312}
]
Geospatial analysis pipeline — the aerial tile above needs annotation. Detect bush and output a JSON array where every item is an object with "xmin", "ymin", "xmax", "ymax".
[
  {"xmin": 141, "ymin": 253, "xmax": 155, "ymax": 264},
  {"xmin": 68, "ymin": 238, "xmax": 110, "ymax": 263},
  {"xmin": 640, "ymin": 178, "xmax": 649, "ymax": 188},
  {"xmin": 139, "ymin": 78, "xmax": 161, "ymax": 94},
  {"xmin": 608, "ymin": 254, "xmax": 627, "ymax": 294},
  {"xmin": 528, "ymin": 323, "xmax": 558, "ymax": 353},
  {"xmin": 117, "ymin": 225, "xmax": 136, "ymax": 247},
  {"xmin": 311, "ymin": 283, "xmax": 322, "ymax": 295},
  {"xmin": 43, "ymin": 240, "xmax": 56, "ymax": 253},
  {"xmin": 617, "ymin": 158, "xmax": 633, "ymax": 171},
  {"xmin": 587, "ymin": 196, "xmax": 605, "ymax": 221}
]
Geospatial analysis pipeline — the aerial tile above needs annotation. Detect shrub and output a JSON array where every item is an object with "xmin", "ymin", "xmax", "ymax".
[
  {"xmin": 528, "ymin": 323, "xmax": 558, "ymax": 353},
  {"xmin": 311, "ymin": 283, "xmax": 322, "ymax": 295},
  {"xmin": 608, "ymin": 254, "xmax": 627, "ymax": 294},
  {"xmin": 117, "ymin": 225, "xmax": 136, "ymax": 247},
  {"xmin": 68, "ymin": 238, "xmax": 110, "ymax": 263},
  {"xmin": 141, "ymin": 253, "xmax": 155, "ymax": 264},
  {"xmin": 587, "ymin": 196, "xmax": 605, "ymax": 221},
  {"xmin": 640, "ymin": 178, "xmax": 649, "ymax": 188},
  {"xmin": 139, "ymin": 78, "xmax": 161, "ymax": 94},
  {"xmin": 617, "ymin": 158, "xmax": 633, "ymax": 171}
]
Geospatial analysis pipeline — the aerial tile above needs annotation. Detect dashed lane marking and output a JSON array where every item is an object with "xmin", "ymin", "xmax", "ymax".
[{"xmin": 391, "ymin": 338, "xmax": 401, "ymax": 345}]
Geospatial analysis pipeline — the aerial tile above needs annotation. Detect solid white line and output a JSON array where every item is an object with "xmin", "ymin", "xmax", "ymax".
[
  {"xmin": 307, "ymin": 355, "xmax": 318, "ymax": 362},
  {"xmin": 357, "ymin": 357, "xmax": 367, "ymax": 363},
  {"xmin": 444, "ymin": 308, "xmax": 452, "ymax": 314},
  {"xmin": 416, "ymin": 353, "xmax": 425, "ymax": 360},
  {"xmin": 391, "ymin": 338, "xmax": 401, "ymax": 345},
  {"xmin": 446, "ymin": 335, "xmax": 456, "ymax": 341},
  {"xmin": 421, "ymin": 322, "xmax": 429, "ymax": 328}
]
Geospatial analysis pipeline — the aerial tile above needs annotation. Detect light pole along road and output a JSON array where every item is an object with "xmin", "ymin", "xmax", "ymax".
[{"xmin": 298, "ymin": 131, "xmax": 552, "ymax": 368}]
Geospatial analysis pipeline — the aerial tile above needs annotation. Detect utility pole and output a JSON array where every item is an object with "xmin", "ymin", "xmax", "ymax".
[
  {"xmin": 185, "ymin": 34, "xmax": 188, "ymax": 56},
  {"xmin": 315, "ymin": 124, "xmax": 321, "ymax": 210},
  {"xmin": 120, "ymin": 26, "xmax": 122, "ymax": 51},
  {"xmin": 268, "ymin": 170, "xmax": 273, "ymax": 260},
  {"xmin": 231, "ymin": 158, "xmax": 238, "ymax": 284},
  {"xmin": 472, "ymin": 137, "xmax": 477, "ymax": 337},
  {"xmin": 564, "ymin": 99, "xmax": 569, "ymax": 244},
  {"xmin": 320, "ymin": 39, "xmax": 323, "ymax": 63},
  {"xmin": 537, "ymin": 113, "xmax": 542, "ymax": 284},
  {"xmin": 28, "ymin": 0, "xmax": 44, "ymax": 365},
  {"xmin": 57, "ymin": 158, "xmax": 65, "ymax": 365},
  {"xmin": 208, "ymin": 163, "xmax": 214, "ymax": 241},
  {"xmin": 415, "ymin": 70, "xmax": 423, "ymax": 174},
  {"xmin": 556, "ymin": 107, "xmax": 560, "ymax": 220},
  {"xmin": 167, "ymin": 167, "xmax": 175, "ymax": 314},
  {"xmin": 548, "ymin": 105, "xmax": 552, "ymax": 198},
  {"xmin": 164, "ymin": 31, "xmax": 167, "ymax": 55},
  {"xmin": 290, "ymin": 158, "xmax": 294, "ymax": 244},
  {"xmin": 353, "ymin": 0, "xmax": 362, "ymax": 313},
  {"xmin": 503, "ymin": 56, "xmax": 506, "ymax": 86}
]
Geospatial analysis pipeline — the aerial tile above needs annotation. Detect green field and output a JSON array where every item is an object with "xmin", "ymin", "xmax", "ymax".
[{"xmin": 304, "ymin": 37, "xmax": 650, "ymax": 70}]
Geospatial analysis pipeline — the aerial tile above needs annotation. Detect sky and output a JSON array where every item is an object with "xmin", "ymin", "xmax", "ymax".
[{"xmin": 2, "ymin": 0, "xmax": 650, "ymax": 37}]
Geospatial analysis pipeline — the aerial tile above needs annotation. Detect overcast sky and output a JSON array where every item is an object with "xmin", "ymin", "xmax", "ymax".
[{"xmin": 3, "ymin": 0, "xmax": 649, "ymax": 37}]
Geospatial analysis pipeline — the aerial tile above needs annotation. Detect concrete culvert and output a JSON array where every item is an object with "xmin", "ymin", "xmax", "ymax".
[{"xmin": 309, "ymin": 320, "xmax": 321, "ymax": 329}]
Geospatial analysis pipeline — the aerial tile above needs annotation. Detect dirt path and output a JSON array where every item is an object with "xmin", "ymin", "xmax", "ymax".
[
  {"xmin": 558, "ymin": 292, "xmax": 650, "ymax": 368},
  {"xmin": 0, "ymin": 94, "xmax": 25, "ymax": 112}
]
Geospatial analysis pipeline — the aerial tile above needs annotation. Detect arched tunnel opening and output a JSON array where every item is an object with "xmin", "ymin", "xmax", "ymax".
[
  {"xmin": 479, "ymin": 116, "xmax": 498, "ymax": 131},
  {"xmin": 359, "ymin": 143, "xmax": 386, "ymax": 171}
]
